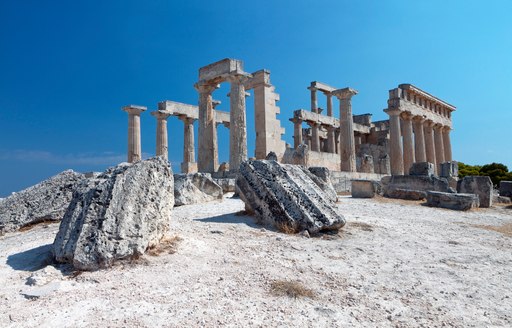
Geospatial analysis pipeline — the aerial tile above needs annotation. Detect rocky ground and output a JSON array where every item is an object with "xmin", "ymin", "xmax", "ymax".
[{"xmin": 0, "ymin": 195, "xmax": 511, "ymax": 327}]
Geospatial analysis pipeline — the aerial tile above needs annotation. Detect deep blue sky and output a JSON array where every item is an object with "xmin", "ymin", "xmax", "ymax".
[{"xmin": 1, "ymin": 0, "xmax": 511, "ymax": 197}]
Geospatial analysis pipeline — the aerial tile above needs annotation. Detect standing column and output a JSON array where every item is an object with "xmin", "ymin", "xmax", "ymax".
[
  {"xmin": 180, "ymin": 116, "xmax": 197, "ymax": 173},
  {"xmin": 122, "ymin": 105, "xmax": 147, "ymax": 163},
  {"xmin": 326, "ymin": 126, "xmax": 336, "ymax": 153},
  {"xmin": 308, "ymin": 86, "xmax": 318, "ymax": 113},
  {"xmin": 434, "ymin": 124, "xmax": 445, "ymax": 170},
  {"xmin": 227, "ymin": 74, "xmax": 249, "ymax": 172},
  {"xmin": 333, "ymin": 88, "xmax": 358, "ymax": 172},
  {"xmin": 412, "ymin": 116, "xmax": 426, "ymax": 162},
  {"xmin": 309, "ymin": 122, "xmax": 320, "ymax": 151},
  {"xmin": 151, "ymin": 110, "xmax": 171, "ymax": 159},
  {"xmin": 424, "ymin": 120, "xmax": 436, "ymax": 171},
  {"xmin": 401, "ymin": 112, "xmax": 415, "ymax": 174},
  {"xmin": 194, "ymin": 82, "xmax": 218, "ymax": 173},
  {"xmin": 442, "ymin": 126, "xmax": 452, "ymax": 162},
  {"xmin": 291, "ymin": 118, "xmax": 303, "ymax": 149},
  {"xmin": 384, "ymin": 108, "xmax": 404, "ymax": 175},
  {"xmin": 325, "ymin": 92, "xmax": 333, "ymax": 117}
]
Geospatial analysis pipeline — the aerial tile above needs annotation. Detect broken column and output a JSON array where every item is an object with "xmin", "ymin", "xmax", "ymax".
[
  {"xmin": 333, "ymin": 88, "xmax": 358, "ymax": 172},
  {"xmin": 151, "ymin": 110, "xmax": 171, "ymax": 160},
  {"xmin": 122, "ymin": 105, "xmax": 146, "ymax": 163},
  {"xmin": 195, "ymin": 83, "xmax": 219, "ymax": 173}
]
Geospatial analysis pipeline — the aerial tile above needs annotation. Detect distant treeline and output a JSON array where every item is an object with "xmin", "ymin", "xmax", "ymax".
[{"xmin": 458, "ymin": 162, "xmax": 512, "ymax": 186}]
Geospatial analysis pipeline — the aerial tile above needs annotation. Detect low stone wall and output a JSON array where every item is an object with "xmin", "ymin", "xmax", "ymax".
[{"xmin": 331, "ymin": 171, "xmax": 386, "ymax": 193}]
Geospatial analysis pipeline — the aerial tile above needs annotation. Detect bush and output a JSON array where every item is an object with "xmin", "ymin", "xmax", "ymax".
[{"xmin": 458, "ymin": 162, "xmax": 512, "ymax": 186}]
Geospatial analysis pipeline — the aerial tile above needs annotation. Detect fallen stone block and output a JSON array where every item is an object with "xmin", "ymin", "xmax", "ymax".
[
  {"xmin": 458, "ymin": 176, "xmax": 493, "ymax": 208},
  {"xmin": 236, "ymin": 160, "xmax": 345, "ymax": 234},
  {"xmin": 440, "ymin": 161, "xmax": 458, "ymax": 178},
  {"xmin": 174, "ymin": 173, "xmax": 223, "ymax": 206},
  {"xmin": 0, "ymin": 170, "xmax": 85, "ymax": 234},
  {"xmin": 385, "ymin": 175, "xmax": 452, "ymax": 193},
  {"xmin": 307, "ymin": 167, "xmax": 337, "ymax": 203},
  {"xmin": 213, "ymin": 178, "xmax": 236, "ymax": 193},
  {"xmin": 499, "ymin": 181, "xmax": 512, "ymax": 198},
  {"xmin": 385, "ymin": 188, "xmax": 427, "ymax": 200},
  {"xmin": 351, "ymin": 180, "xmax": 375, "ymax": 198},
  {"xmin": 409, "ymin": 162, "xmax": 435, "ymax": 177},
  {"xmin": 53, "ymin": 157, "xmax": 174, "ymax": 271},
  {"xmin": 426, "ymin": 191, "xmax": 479, "ymax": 211}
]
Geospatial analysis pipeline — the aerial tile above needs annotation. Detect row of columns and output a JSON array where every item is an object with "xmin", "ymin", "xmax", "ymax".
[{"xmin": 386, "ymin": 109, "xmax": 453, "ymax": 175}]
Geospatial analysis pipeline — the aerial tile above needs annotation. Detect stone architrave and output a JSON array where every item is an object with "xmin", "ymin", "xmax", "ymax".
[
  {"xmin": 179, "ymin": 116, "xmax": 197, "ymax": 173},
  {"xmin": 385, "ymin": 108, "xmax": 404, "ymax": 175},
  {"xmin": 412, "ymin": 116, "xmax": 426, "ymax": 162},
  {"xmin": 122, "ymin": 105, "xmax": 147, "ymax": 163},
  {"xmin": 442, "ymin": 126, "xmax": 452, "ymax": 162},
  {"xmin": 424, "ymin": 120, "xmax": 436, "ymax": 172},
  {"xmin": 401, "ymin": 112, "xmax": 415, "ymax": 174},
  {"xmin": 333, "ymin": 87, "xmax": 358, "ymax": 172},
  {"xmin": 151, "ymin": 110, "xmax": 171, "ymax": 160},
  {"xmin": 433, "ymin": 124, "xmax": 445, "ymax": 171},
  {"xmin": 227, "ymin": 74, "xmax": 250, "ymax": 172},
  {"xmin": 195, "ymin": 83, "xmax": 219, "ymax": 173}
]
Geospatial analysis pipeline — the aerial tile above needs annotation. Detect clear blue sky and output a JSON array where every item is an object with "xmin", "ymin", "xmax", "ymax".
[{"xmin": 1, "ymin": 0, "xmax": 511, "ymax": 197}]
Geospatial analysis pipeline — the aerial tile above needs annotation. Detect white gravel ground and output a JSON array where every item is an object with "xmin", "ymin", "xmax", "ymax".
[{"xmin": 0, "ymin": 195, "xmax": 511, "ymax": 327}]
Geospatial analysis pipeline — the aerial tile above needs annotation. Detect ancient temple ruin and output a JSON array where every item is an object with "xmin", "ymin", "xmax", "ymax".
[{"xmin": 121, "ymin": 58, "xmax": 456, "ymax": 185}]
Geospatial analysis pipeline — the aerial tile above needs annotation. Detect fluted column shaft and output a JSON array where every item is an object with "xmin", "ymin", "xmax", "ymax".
[
  {"xmin": 424, "ymin": 120, "xmax": 436, "ymax": 170},
  {"xmin": 123, "ymin": 105, "xmax": 146, "ymax": 163},
  {"xmin": 333, "ymin": 88, "xmax": 358, "ymax": 172},
  {"xmin": 227, "ymin": 74, "xmax": 248, "ymax": 172},
  {"xmin": 401, "ymin": 112, "xmax": 415, "ymax": 174},
  {"xmin": 443, "ymin": 127, "xmax": 452, "ymax": 162},
  {"xmin": 434, "ymin": 124, "xmax": 445, "ymax": 170},
  {"xmin": 412, "ymin": 116, "xmax": 426, "ymax": 162},
  {"xmin": 195, "ymin": 83, "xmax": 218, "ymax": 172},
  {"xmin": 386, "ymin": 109, "xmax": 404, "ymax": 175}
]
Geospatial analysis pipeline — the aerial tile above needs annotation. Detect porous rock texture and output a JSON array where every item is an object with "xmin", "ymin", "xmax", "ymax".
[
  {"xmin": 236, "ymin": 160, "xmax": 345, "ymax": 233},
  {"xmin": 458, "ymin": 176, "xmax": 493, "ymax": 208},
  {"xmin": 426, "ymin": 191, "xmax": 480, "ymax": 211},
  {"xmin": 53, "ymin": 157, "xmax": 174, "ymax": 271},
  {"xmin": 307, "ymin": 167, "xmax": 337, "ymax": 203},
  {"xmin": 174, "ymin": 173, "xmax": 223, "ymax": 206},
  {"xmin": 0, "ymin": 170, "xmax": 84, "ymax": 234}
]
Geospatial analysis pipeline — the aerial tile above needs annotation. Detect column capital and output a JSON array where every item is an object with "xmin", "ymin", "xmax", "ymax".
[
  {"xmin": 178, "ymin": 115, "xmax": 196, "ymax": 124},
  {"xmin": 400, "ymin": 111, "xmax": 414, "ymax": 120},
  {"xmin": 332, "ymin": 87, "xmax": 358, "ymax": 100},
  {"xmin": 384, "ymin": 108, "xmax": 402, "ymax": 116},
  {"xmin": 150, "ymin": 110, "xmax": 171, "ymax": 120},
  {"xmin": 122, "ymin": 105, "xmax": 147, "ymax": 115},
  {"xmin": 412, "ymin": 115, "xmax": 426, "ymax": 123},
  {"xmin": 442, "ymin": 125, "xmax": 452, "ymax": 132},
  {"xmin": 433, "ymin": 123, "xmax": 444, "ymax": 130},
  {"xmin": 194, "ymin": 82, "xmax": 219, "ymax": 94},
  {"xmin": 289, "ymin": 117, "xmax": 303, "ymax": 124},
  {"xmin": 226, "ymin": 73, "xmax": 251, "ymax": 84},
  {"xmin": 306, "ymin": 121, "xmax": 319, "ymax": 127},
  {"xmin": 424, "ymin": 119, "xmax": 435, "ymax": 128}
]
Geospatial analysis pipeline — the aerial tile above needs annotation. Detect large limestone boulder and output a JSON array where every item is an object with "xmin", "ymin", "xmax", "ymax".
[
  {"xmin": 53, "ymin": 157, "xmax": 174, "ymax": 271},
  {"xmin": 458, "ymin": 176, "xmax": 493, "ymax": 208},
  {"xmin": 236, "ymin": 160, "xmax": 345, "ymax": 234},
  {"xmin": 500, "ymin": 181, "xmax": 512, "ymax": 198},
  {"xmin": 174, "ymin": 173, "xmax": 223, "ymax": 206},
  {"xmin": 426, "ymin": 191, "xmax": 479, "ymax": 211},
  {"xmin": 307, "ymin": 167, "xmax": 337, "ymax": 203},
  {"xmin": 0, "ymin": 170, "xmax": 84, "ymax": 234}
]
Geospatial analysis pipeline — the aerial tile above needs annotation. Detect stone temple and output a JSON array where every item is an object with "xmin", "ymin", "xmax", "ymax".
[{"xmin": 121, "ymin": 58, "xmax": 456, "ymax": 191}]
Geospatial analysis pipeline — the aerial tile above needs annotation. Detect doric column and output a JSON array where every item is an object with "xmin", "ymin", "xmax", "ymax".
[
  {"xmin": 333, "ymin": 87, "xmax": 358, "ymax": 172},
  {"xmin": 151, "ymin": 110, "xmax": 171, "ymax": 159},
  {"xmin": 400, "ymin": 112, "xmax": 415, "ymax": 174},
  {"xmin": 179, "ymin": 116, "xmax": 197, "ymax": 173},
  {"xmin": 308, "ymin": 86, "xmax": 318, "ymax": 113},
  {"xmin": 309, "ymin": 121, "xmax": 320, "ymax": 152},
  {"xmin": 412, "ymin": 116, "xmax": 426, "ymax": 162},
  {"xmin": 443, "ymin": 126, "xmax": 452, "ymax": 162},
  {"xmin": 122, "ymin": 105, "xmax": 146, "ymax": 163},
  {"xmin": 227, "ymin": 74, "xmax": 249, "ymax": 172},
  {"xmin": 194, "ymin": 82, "xmax": 218, "ymax": 173},
  {"xmin": 325, "ymin": 92, "xmax": 333, "ymax": 117},
  {"xmin": 434, "ymin": 123, "xmax": 445, "ymax": 169},
  {"xmin": 291, "ymin": 118, "xmax": 303, "ymax": 149},
  {"xmin": 326, "ymin": 125, "xmax": 336, "ymax": 153},
  {"xmin": 424, "ymin": 120, "xmax": 436, "ymax": 170},
  {"xmin": 385, "ymin": 108, "xmax": 404, "ymax": 175}
]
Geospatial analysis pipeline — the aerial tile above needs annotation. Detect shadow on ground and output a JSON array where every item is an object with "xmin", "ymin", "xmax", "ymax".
[
  {"xmin": 6, "ymin": 244, "xmax": 53, "ymax": 272},
  {"xmin": 195, "ymin": 212, "xmax": 259, "ymax": 228}
]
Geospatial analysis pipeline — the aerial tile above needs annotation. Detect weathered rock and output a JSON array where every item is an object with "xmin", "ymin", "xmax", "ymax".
[
  {"xmin": 499, "ymin": 181, "xmax": 512, "ymax": 198},
  {"xmin": 458, "ymin": 176, "xmax": 493, "ymax": 208},
  {"xmin": 440, "ymin": 161, "xmax": 458, "ymax": 178},
  {"xmin": 53, "ymin": 157, "xmax": 174, "ymax": 271},
  {"xmin": 426, "ymin": 191, "xmax": 479, "ymax": 211},
  {"xmin": 307, "ymin": 167, "xmax": 337, "ymax": 203},
  {"xmin": 0, "ymin": 170, "xmax": 84, "ymax": 234},
  {"xmin": 384, "ymin": 175, "xmax": 453, "ymax": 200},
  {"xmin": 351, "ymin": 180, "xmax": 375, "ymax": 198},
  {"xmin": 213, "ymin": 178, "xmax": 236, "ymax": 193},
  {"xmin": 494, "ymin": 195, "xmax": 511, "ymax": 204},
  {"xmin": 265, "ymin": 151, "xmax": 278, "ymax": 161},
  {"xmin": 385, "ymin": 188, "xmax": 427, "ymax": 200},
  {"xmin": 409, "ymin": 162, "xmax": 435, "ymax": 177},
  {"xmin": 236, "ymin": 160, "xmax": 345, "ymax": 234},
  {"xmin": 174, "ymin": 173, "xmax": 223, "ymax": 206}
]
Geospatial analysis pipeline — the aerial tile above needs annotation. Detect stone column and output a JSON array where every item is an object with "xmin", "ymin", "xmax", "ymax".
[
  {"xmin": 412, "ymin": 116, "xmax": 426, "ymax": 162},
  {"xmin": 194, "ymin": 82, "xmax": 218, "ymax": 173},
  {"xmin": 151, "ymin": 110, "xmax": 171, "ymax": 160},
  {"xmin": 434, "ymin": 124, "xmax": 445, "ymax": 169},
  {"xmin": 308, "ymin": 87, "xmax": 318, "ymax": 113},
  {"xmin": 291, "ymin": 118, "xmax": 303, "ymax": 149},
  {"xmin": 122, "ymin": 105, "xmax": 146, "ymax": 163},
  {"xmin": 384, "ymin": 108, "xmax": 404, "ymax": 175},
  {"xmin": 179, "ymin": 116, "xmax": 197, "ymax": 173},
  {"xmin": 443, "ymin": 126, "xmax": 452, "ymax": 162},
  {"xmin": 309, "ymin": 122, "xmax": 320, "ymax": 152},
  {"xmin": 424, "ymin": 120, "xmax": 436, "ymax": 170},
  {"xmin": 333, "ymin": 88, "xmax": 358, "ymax": 172},
  {"xmin": 227, "ymin": 74, "xmax": 249, "ymax": 172},
  {"xmin": 326, "ymin": 126, "xmax": 336, "ymax": 153},
  {"xmin": 325, "ymin": 92, "xmax": 333, "ymax": 117},
  {"xmin": 400, "ymin": 112, "xmax": 415, "ymax": 174}
]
